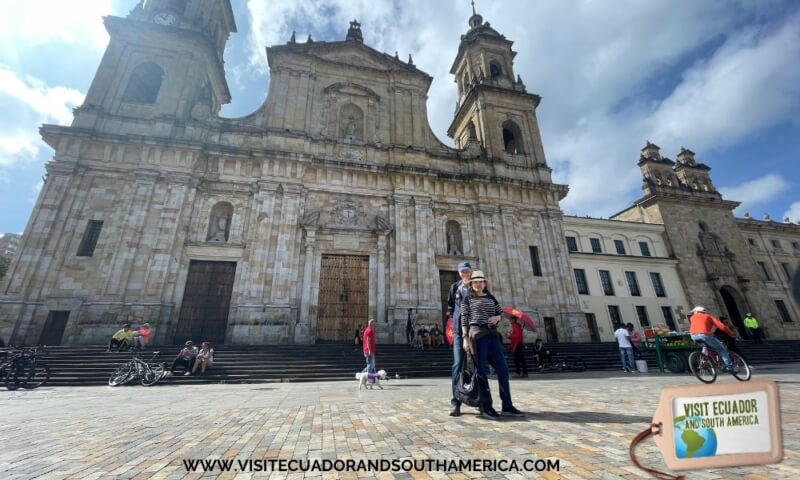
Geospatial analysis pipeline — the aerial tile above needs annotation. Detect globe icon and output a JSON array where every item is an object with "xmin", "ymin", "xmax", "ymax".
[{"xmin": 674, "ymin": 416, "xmax": 718, "ymax": 458}]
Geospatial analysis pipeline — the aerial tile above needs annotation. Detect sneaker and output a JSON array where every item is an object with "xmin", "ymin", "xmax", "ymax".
[
  {"xmin": 721, "ymin": 366, "xmax": 735, "ymax": 373},
  {"xmin": 479, "ymin": 408, "xmax": 501, "ymax": 420},
  {"xmin": 449, "ymin": 405, "xmax": 461, "ymax": 417},
  {"xmin": 184, "ymin": 372, "xmax": 191, "ymax": 376},
  {"xmin": 502, "ymin": 406, "xmax": 524, "ymax": 417}
]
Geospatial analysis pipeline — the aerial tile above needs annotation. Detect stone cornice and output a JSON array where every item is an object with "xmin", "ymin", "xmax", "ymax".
[{"xmin": 568, "ymin": 251, "xmax": 679, "ymax": 265}]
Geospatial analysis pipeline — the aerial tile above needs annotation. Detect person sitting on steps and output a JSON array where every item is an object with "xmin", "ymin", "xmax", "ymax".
[{"xmin": 107, "ymin": 324, "xmax": 133, "ymax": 352}]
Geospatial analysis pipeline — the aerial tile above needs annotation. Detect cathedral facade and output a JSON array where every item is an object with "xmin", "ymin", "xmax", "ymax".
[
  {"xmin": 0, "ymin": 1, "xmax": 586, "ymax": 346},
  {"xmin": 2, "ymin": 1, "xmax": 798, "ymax": 347}
]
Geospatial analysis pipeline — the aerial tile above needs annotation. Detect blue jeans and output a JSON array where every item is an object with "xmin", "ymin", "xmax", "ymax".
[
  {"xmin": 691, "ymin": 334, "xmax": 733, "ymax": 369},
  {"xmin": 619, "ymin": 347, "xmax": 635, "ymax": 370},
  {"xmin": 362, "ymin": 354, "xmax": 375, "ymax": 373},
  {"xmin": 475, "ymin": 334, "xmax": 513, "ymax": 410},
  {"xmin": 451, "ymin": 334, "xmax": 464, "ymax": 406}
]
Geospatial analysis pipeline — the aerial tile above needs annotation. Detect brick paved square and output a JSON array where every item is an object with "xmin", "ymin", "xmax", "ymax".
[{"xmin": 1, "ymin": 365, "xmax": 798, "ymax": 479}]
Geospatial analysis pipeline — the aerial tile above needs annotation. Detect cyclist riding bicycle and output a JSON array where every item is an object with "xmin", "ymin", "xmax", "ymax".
[{"xmin": 689, "ymin": 306, "xmax": 736, "ymax": 372}]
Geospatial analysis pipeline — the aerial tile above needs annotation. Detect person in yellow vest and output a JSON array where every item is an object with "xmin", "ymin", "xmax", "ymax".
[
  {"xmin": 743, "ymin": 313, "xmax": 762, "ymax": 345},
  {"xmin": 107, "ymin": 324, "xmax": 134, "ymax": 352}
]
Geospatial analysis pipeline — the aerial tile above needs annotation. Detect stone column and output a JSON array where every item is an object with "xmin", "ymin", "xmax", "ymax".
[
  {"xmin": 243, "ymin": 181, "xmax": 280, "ymax": 302},
  {"xmin": 499, "ymin": 205, "xmax": 523, "ymax": 305},
  {"xmin": 270, "ymin": 184, "xmax": 303, "ymax": 304},
  {"xmin": 413, "ymin": 196, "xmax": 437, "ymax": 305},
  {"xmin": 297, "ymin": 228, "xmax": 316, "ymax": 343},
  {"xmin": 377, "ymin": 234, "xmax": 387, "ymax": 324},
  {"xmin": 393, "ymin": 195, "xmax": 414, "ymax": 305}
]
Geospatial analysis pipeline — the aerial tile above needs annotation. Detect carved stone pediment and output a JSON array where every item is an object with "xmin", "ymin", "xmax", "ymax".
[
  {"xmin": 374, "ymin": 215, "xmax": 391, "ymax": 231},
  {"xmin": 323, "ymin": 82, "xmax": 381, "ymax": 101},
  {"xmin": 329, "ymin": 201, "xmax": 368, "ymax": 228},
  {"xmin": 315, "ymin": 49, "xmax": 391, "ymax": 72}
]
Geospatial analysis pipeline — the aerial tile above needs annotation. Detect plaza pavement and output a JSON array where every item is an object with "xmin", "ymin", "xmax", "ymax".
[{"xmin": 1, "ymin": 364, "xmax": 798, "ymax": 479}]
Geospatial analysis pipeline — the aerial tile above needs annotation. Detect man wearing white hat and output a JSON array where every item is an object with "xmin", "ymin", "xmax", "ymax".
[{"xmin": 689, "ymin": 306, "xmax": 736, "ymax": 372}]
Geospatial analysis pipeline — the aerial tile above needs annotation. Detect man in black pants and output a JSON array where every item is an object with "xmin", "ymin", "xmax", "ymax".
[
  {"xmin": 447, "ymin": 261, "xmax": 473, "ymax": 417},
  {"xmin": 406, "ymin": 308, "xmax": 415, "ymax": 346}
]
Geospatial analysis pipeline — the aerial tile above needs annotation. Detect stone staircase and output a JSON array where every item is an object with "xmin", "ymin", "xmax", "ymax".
[{"xmin": 19, "ymin": 340, "xmax": 800, "ymax": 387}]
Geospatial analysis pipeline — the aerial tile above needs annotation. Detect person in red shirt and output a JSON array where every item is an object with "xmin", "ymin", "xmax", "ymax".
[
  {"xmin": 361, "ymin": 319, "xmax": 376, "ymax": 374},
  {"xmin": 689, "ymin": 306, "xmax": 735, "ymax": 371},
  {"xmin": 507, "ymin": 316, "xmax": 528, "ymax": 377}
]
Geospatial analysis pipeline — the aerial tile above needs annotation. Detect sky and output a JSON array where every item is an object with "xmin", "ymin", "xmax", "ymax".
[{"xmin": 1, "ymin": 0, "xmax": 799, "ymax": 236}]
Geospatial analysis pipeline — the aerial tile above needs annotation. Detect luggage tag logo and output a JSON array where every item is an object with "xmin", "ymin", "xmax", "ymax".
[{"xmin": 631, "ymin": 380, "xmax": 782, "ymax": 476}]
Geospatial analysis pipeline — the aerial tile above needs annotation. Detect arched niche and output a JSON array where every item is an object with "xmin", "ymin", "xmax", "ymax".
[
  {"xmin": 122, "ymin": 62, "xmax": 164, "ymax": 104},
  {"xmin": 446, "ymin": 220, "xmax": 464, "ymax": 256},
  {"xmin": 339, "ymin": 103, "xmax": 364, "ymax": 141},
  {"xmin": 489, "ymin": 61, "xmax": 502, "ymax": 79},
  {"xmin": 207, "ymin": 201, "xmax": 233, "ymax": 242},
  {"xmin": 502, "ymin": 120, "xmax": 523, "ymax": 154}
]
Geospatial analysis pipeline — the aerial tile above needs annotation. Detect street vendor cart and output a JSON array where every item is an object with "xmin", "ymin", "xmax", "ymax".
[{"xmin": 642, "ymin": 325, "xmax": 699, "ymax": 373}]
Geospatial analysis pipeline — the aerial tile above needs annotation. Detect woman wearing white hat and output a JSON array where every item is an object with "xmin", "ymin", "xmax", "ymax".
[{"xmin": 460, "ymin": 270, "xmax": 523, "ymax": 419}]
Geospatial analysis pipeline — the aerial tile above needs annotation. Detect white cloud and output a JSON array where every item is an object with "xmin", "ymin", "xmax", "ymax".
[
  {"xmin": 241, "ymin": 1, "xmax": 799, "ymax": 217},
  {"xmin": 784, "ymin": 202, "xmax": 800, "ymax": 223},
  {"xmin": 0, "ymin": 66, "xmax": 84, "ymax": 168},
  {"xmin": 719, "ymin": 174, "xmax": 791, "ymax": 214},
  {"xmin": 0, "ymin": 0, "xmax": 112, "ymax": 60}
]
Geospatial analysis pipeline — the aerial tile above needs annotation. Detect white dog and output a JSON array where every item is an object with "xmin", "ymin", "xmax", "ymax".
[{"xmin": 356, "ymin": 369, "xmax": 387, "ymax": 389}]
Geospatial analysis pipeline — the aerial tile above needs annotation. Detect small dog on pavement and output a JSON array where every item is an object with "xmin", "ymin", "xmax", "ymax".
[{"xmin": 356, "ymin": 369, "xmax": 387, "ymax": 389}]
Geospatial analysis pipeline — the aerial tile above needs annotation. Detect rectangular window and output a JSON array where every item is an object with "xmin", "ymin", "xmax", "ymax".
[
  {"xmin": 76, "ymin": 220, "xmax": 103, "ymax": 257},
  {"xmin": 574, "ymin": 269, "xmax": 589, "ymax": 295},
  {"xmin": 625, "ymin": 271, "xmax": 641, "ymax": 296},
  {"xmin": 529, "ymin": 246, "xmax": 542, "ymax": 277},
  {"xmin": 775, "ymin": 300, "xmax": 793, "ymax": 323},
  {"xmin": 614, "ymin": 239, "xmax": 626, "ymax": 255},
  {"xmin": 650, "ymin": 272, "xmax": 666, "ymax": 297},
  {"xmin": 590, "ymin": 238, "xmax": 602, "ymax": 253},
  {"xmin": 661, "ymin": 306, "xmax": 677, "ymax": 331},
  {"xmin": 757, "ymin": 261, "xmax": 772, "ymax": 281},
  {"xmin": 748, "ymin": 238, "xmax": 756, "ymax": 246},
  {"xmin": 793, "ymin": 241, "xmax": 800, "ymax": 250},
  {"xmin": 639, "ymin": 241, "xmax": 651, "ymax": 257},
  {"xmin": 599, "ymin": 270, "xmax": 615, "ymax": 296},
  {"xmin": 635, "ymin": 305, "xmax": 650, "ymax": 327},
  {"xmin": 771, "ymin": 239, "xmax": 781, "ymax": 250},
  {"xmin": 782, "ymin": 263, "xmax": 793, "ymax": 281},
  {"xmin": 608, "ymin": 305, "xmax": 622, "ymax": 328},
  {"xmin": 566, "ymin": 236, "xmax": 578, "ymax": 253}
]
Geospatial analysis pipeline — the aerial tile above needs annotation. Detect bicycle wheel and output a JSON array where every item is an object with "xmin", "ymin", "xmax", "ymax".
[
  {"xmin": 5, "ymin": 361, "xmax": 32, "ymax": 390},
  {"xmin": 565, "ymin": 356, "xmax": 586, "ymax": 372},
  {"xmin": 665, "ymin": 352, "xmax": 687, "ymax": 373},
  {"xmin": 23, "ymin": 362, "xmax": 50, "ymax": 389},
  {"xmin": 730, "ymin": 353, "xmax": 751, "ymax": 382},
  {"xmin": 688, "ymin": 351, "xmax": 716, "ymax": 384},
  {"xmin": 108, "ymin": 363, "xmax": 134, "ymax": 386},
  {"xmin": 141, "ymin": 363, "xmax": 165, "ymax": 386}
]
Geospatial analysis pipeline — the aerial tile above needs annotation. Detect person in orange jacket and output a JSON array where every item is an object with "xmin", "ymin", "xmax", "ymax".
[
  {"xmin": 689, "ymin": 306, "xmax": 735, "ymax": 372},
  {"xmin": 507, "ymin": 316, "xmax": 528, "ymax": 377}
]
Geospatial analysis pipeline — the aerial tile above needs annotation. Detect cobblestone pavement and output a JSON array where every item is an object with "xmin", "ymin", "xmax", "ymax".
[{"xmin": 1, "ymin": 365, "xmax": 798, "ymax": 479}]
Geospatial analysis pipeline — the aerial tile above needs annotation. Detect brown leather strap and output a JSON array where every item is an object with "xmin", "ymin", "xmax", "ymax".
[{"xmin": 629, "ymin": 423, "xmax": 686, "ymax": 480}]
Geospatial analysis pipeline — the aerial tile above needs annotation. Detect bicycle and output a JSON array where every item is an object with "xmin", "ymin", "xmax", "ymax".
[
  {"xmin": 535, "ymin": 353, "xmax": 587, "ymax": 373},
  {"xmin": 0, "ymin": 346, "xmax": 50, "ymax": 390},
  {"xmin": 688, "ymin": 341, "xmax": 751, "ymax": 384},
  {"xmin": 108, "ymin": 351, "xmax": 166, "ymax": 386}
]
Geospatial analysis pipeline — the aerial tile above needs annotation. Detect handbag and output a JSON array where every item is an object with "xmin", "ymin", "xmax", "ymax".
[{"xmin": 455, "ymin": 354, "xmax": 489, "ymax": 408}]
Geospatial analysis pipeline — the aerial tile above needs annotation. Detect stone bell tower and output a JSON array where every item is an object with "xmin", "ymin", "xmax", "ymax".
[
  {"xmin": 74, "ymin": 0, "xmax": 236, "ymax": 130},
  {"xmin": 446, "ymin": 3, "xmax": 552, "ymax": 184}
]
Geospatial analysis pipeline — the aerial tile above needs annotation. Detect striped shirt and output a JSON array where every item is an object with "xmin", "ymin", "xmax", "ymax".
[{"xmin": 460, "ymin": 293, "xmax": 502, "ymax": 329}]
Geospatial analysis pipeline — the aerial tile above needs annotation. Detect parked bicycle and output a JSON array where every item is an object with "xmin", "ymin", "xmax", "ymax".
[
  {"xmin": 688, "ymin": 341, "xmax": 751, "ymax": 384},
  {"xmin": 108, "ymin": 351, "xmax": 166, "ymax": 387},
  {"xmin": 535, "ymin": 353, "xmax": 587, "ymax": 373},
  {"xmin": 0, "ymin": 346, "xmax": 50, "ymax": 390}
]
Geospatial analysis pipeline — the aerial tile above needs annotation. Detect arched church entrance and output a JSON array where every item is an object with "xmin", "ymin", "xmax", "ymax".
[{"xmin": 719, "ymin": 286, "xmax": 748, "ymax": 339}]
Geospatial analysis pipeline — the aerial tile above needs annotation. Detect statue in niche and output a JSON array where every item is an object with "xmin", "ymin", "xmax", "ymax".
[
  {"xmin": 208, "ymin": 216, "xmax": 228, "ymax": 242},
  {"xmin": 338, "ymin": 103, "xmax": 364, "ymax": 141},
  {"xmin": 346, "ymin": 117, "xmax": 356, "ymax": 136},
  {"xmin": 446, "ymin": 220, "xmax": 464, "ymax": 256},
  {"xmin": 207, "ymin": 202, "xmax": 233, "ymax": 242}
]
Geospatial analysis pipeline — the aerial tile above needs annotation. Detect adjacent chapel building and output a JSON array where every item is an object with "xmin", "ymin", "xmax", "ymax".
[{"xmin": 1, "ymin": 0, "xmax": 798, "ymax": 346}]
